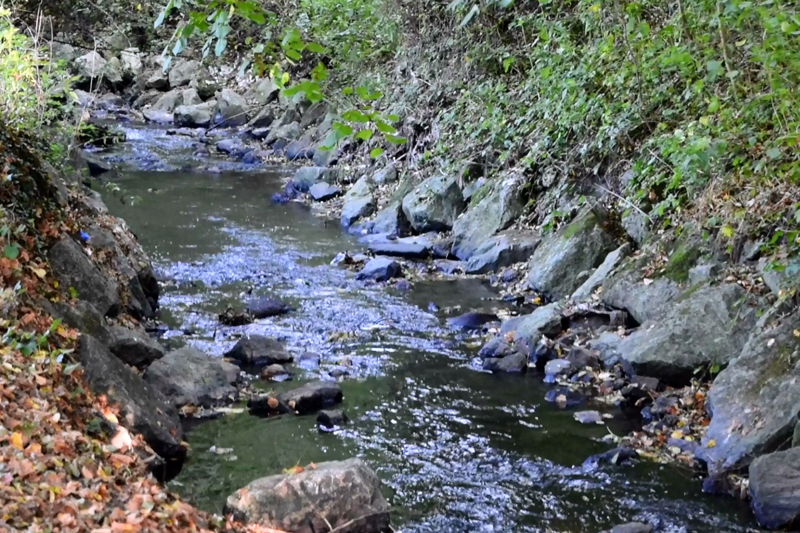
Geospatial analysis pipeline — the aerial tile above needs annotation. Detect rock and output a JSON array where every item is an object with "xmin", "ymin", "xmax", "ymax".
[
  {"xmin": 544, "ymin": 387, "xmax": 585, "ymax": 407},
  {"xmin": 447, "ymin": 312, "xmax": 498, "ymax": 331},
  {"xmin": 168, "ymin": 59, "xmax": 201, "ymax": 88},
  {"xmin": 245, "ymin": 77, "xmax": 279, "ymax": 105},
  {"xmin": 308, "ymin": 182, "xmax": 341, "ymax": 201},
  {"xmin": 192, "ymin": 72, "xmax": 220, "ymax": 101},
  {"xmin": 224, "ymin": 458, "xmax": 390, "ymax": 533},
  {"xmin": 266, "ymin": 122, "xmax": 301, "ymax": 148},
  {"xmin": 483, "ymin": 352, "xmax": 527, "ymax": 373},
  {"xmin": 146, "ymin": 71, "xmax": 169, "ymax": 90},
  {"xmin": 465, "ymin": 230, "xmax": 540, "ymax": 275},
  {"xmin": 78, "ymin": 335, "xmax": 185, "ymax": 466},
  {"xmin": 702, "ymin": 310, "xmax": 800, "ymax": 480},
  {"xmin": 433, "ymin": 259, "xmax": 464, "ymax": 276},
  {"xmin": 570, "ymin": 244, "xmax": 630, "ymax": 302},
  {"xmin": 38, "ymin": 298, "xmax": 111, "ymax": 344},
  {"xmin": 604, "ymin": 523, "xmax": 653, "ymax": 533},
  {"xmin": 452, "ymin": 173, "xmax": 525, "ymax": 260},
  {"xmin": 373, "ymin": 164, "xmax": 398, "ymax": 185},
  {"xmin": 749, "ymin": 447, "xmax": 800, "ymax": 530},
  {"xmin": 52, "ymin": 42, "xmax": 77, "ymax": 62},
  {"xmin": 261, "ymin": 364, "xmax": 287, "ymax": 379},
  {"xmin": 216, "ymin": 138, "xmax": 248, "ymax": 158},
  {"xmin": 278, "ymin": 381, "xmax": 343, "ymax": 415},
  {"xmin": 182, "ymin": 88, "xmax": 202, "ymax": 106},
  {"xmin": 104, "ymin": 57, "xmax": 124, "ymax": 88},
  {"xmin": 107, "ymin": 326, "xmax": 165, "ymax": 369},
  {"xmin": 602, "ymin": 265, "xmax": 682, "ymax": 324},
  {"xmin": 544, "ymin": 359, "xmax": 573, "ymax": 380},
  {"xmin": 120, "ymin": 49, "xmax": 143, "ymax": 79},
  {"xmin": 173, "ymin": 101, "xmax": 216, "ymax": 128},
  {"xmin": 74, "ymin": 51, "xmax": 107, "ymax": 87},
  {"xmin": 340, "ymin": 176, "xmax": 375, "ymax": 228},
  {"xmin": 371, "ymin": 200, "xmax": 411, "ymax": 236},
  {"xmin": 367, "ymin": 240, "xmax": 429, "ymax": 260},
  {"xmin": 150, "ymin": 88, "xmax": 184, "ymax": 112},
  {"xmin": 247, "ymin": 296, "xmax": 290, "ymax": 319},
  {"xmin": 356, "ymin": 257, "xmax": 401, "ymax": 282},
  {"xmin": 48, "ymin": 237, "xmax": 121, "ymax": 317},
  {"xmin": 317, "ymin": 409, "xmax": 348, "ymax": 430},
  {"xmin": 500, "ymin": 303, "xmax": 563, "ymax": 344},
  {"xmin": 144, "ymin": 346, "xmax": 238, "ymax": 408},
  {"xmin": 224, "ymin": 335, "xmax": 293, "ymax": 367},
  {"xmin": 97, "ymin": 93, "xmax": 124, "ymax": 111},
  {"xmin": 616, "ymin": 283, "xmax": 757, "ymax": 385},
  {"xmin": 285, "ymin": 134, "xmax": 315, "ymax": 160},
  {"xmin": 528, "ymin": 210, "xmax": 617, "ymax": 298},
  {"xmin": 292, "ymin": 166, "xmax": 328, "ymax": 193},
  {"xmin": 759, "ymin": 258, "xmax": 800, "ymax": 297},
  {"xmin": 82, "ymin": 153, "xmax": 112, "ymax": 177},
  {"xmin": 402, "ymin": 174, "xmax": 466, "ymax": 233},
  {"xmin": 214, "ymin": 89, "xmax": 249, "ymax": 127},
  {"xmin": 574, "ymin": 411, "xmax": 604, "ymax": 424},
  {"xmin": 299, "ymin": 102, "xmax": 328, "ymax": 129},
  {"xmin": 72, "ymin": 89, "xmax": 95, "ymax": 110},
  {"xmin": 583, "ymin": 446, "xmax": 637, "ymax": 468},
  {"xmin": 247, "ymin": 107, "xmax": 275, "ymax": 129}
]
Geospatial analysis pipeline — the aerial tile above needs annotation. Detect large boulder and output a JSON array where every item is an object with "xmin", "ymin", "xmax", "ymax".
[
  {"xmin": 103, "ymin": 57, "xmax": 124, "ymax": 88},
  {"xmin": 702, "ymin": 310, "xmax": 800, "ymax": 481},
  {"xmin": 465, "ymin": 230, "xmax": 540, "ymax": 274},
  {"xmin": 38, "ymin": 298, "xmax": 111, "ymax": 344},
  {"xmin": 173, "ymin": 101, "xmax": 216, "ymax": 128},
  {"xmin": 143, "ymin": 89, "xmax": 184, "ymax": 123},
  {"xmin": 370, "ymin": 200, "xmax": 410, "ymax": 236},
  {"xmin": 402, "ymin": 174, "xmax": 466, "ymax": 233},
  {"xmin": 107, "ymin": 325, "xmax": 165, "ymax": 369},
  {"xmin": 340, "ymin": 176, "xmax": 375, "ymax": 228},
  {"xmin": 78, "ymin": 335, "xmax": 185, "ymax": 465},
  {"xmin": 224, "ymin": 458, "xmax": 390, "ymax": 533},
  {"xmin": 214, "ymin": 89, "xmax": 249, "ymax": 127},
  {"xmin": 144, "ymin": 346, "xmax": 238, "ymax": 408},
  {"xmin": 168, "ymin": 59, "xmax": 201, "ymax": 88},
  {"xmin": 146, "ymin": 71, "xmax": 169, "ymax": 90},
  {"xmin": 601, "ymin": 264, "xmax": 682, "ymax": 325},
  {"xmin": 225, "ymin": 335, "xmax": 293, "ymax": 367},
  {"xmin": 120, "ymin": 49, "xmax": 143, "ymax": 80},
  {"xmin": 247, "ymin": 296, "xmax": 290, "ymax": 318},
  {"xmin": 616, "ymin": 283, "xmax": 757, "ymax": 386},
  {"xmin": 527, "ymin": 210, "xmax": 617, "ymax": 298},
  {"xmin": 48, "ymin": 237, "xmax": 121, "ymax": 317},
  {"xmin": 452, "ymin": 173, "xmax": 525, "ymax": 260},
  {"xmin": 749, "ymin": 447, "xmax": 800, "ymax": 530}
]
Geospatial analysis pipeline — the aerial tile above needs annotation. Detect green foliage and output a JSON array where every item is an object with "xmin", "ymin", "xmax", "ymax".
[{"xmin": 0, "ymin": 7, "xmax": 71, "ymax": 131}]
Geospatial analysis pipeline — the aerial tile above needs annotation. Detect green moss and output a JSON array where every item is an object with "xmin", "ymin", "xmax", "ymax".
[
  {"xmin": 469, "ymin": 182, "xmax": 493, "ymax": 208},
  {"xmin": 663, "ymin": 242, "xmax": 701, "ymax": 283},
  {"xmin": 562, "ymin": 211, "xmax": 599, "ymax": 240}
]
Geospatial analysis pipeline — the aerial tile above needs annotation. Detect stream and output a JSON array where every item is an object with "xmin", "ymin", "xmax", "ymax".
[{"xmin": 98, "ymin": 125, "xmax": 758, "ymax": 533}]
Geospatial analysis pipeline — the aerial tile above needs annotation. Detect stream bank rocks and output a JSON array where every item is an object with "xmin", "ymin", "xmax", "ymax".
[
  {"xmin": 143, "ymin": 346, "xmax": 239, "ymax": 408},
  {"xmin": 225, "ymin": 458, "xmax": 390, "ymax": 533},
  {"xmin": 225, "ymin": 335, "xmax": 293, "ymax": 367}
]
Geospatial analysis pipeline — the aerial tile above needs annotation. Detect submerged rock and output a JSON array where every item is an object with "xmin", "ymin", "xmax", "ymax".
[
  {"xmin": 527, "ymin": 210, "xmax": 617, "ymax": 298},
  {"xmin": 144, "ymin": 346, "xmax": 238, "ymax": 408},
  {"xmin": 224, "ymin": 458, "xmax": 390, "ymax": 533},
  {"xmin": 574, "ymin": 411, "xmax": 604, "ymax": 424},
  {"xmin": 447, "ymin": 312, "xmax": 498, "ymax": 331},
  {"xmin": 583, "ymin": 447, "xmax": 637, "ymax": 468},
  {"xmin": 317, "ymin": 409, "xmax": 348, "ymax": 431},
  {"xmin": 544, "ymin": 387, "xmax": 585, "ymax": 407},
  {"xmin": 703, "ymin": 310, "xmax": 800, "ymax": 481},
  {"xmin": 247, "ymin": 296, "xmax": 290, "ymax": 319},
  {"xmin": 356, "ymin": 257, "xmax": 401, "ymax": 282},
  {"xmin": 79, "ymin": 335, "xmax": 185, "ymax": 466},
  {"xmin": 402, "ymin": 174, "xmax": 466, "ymax": 233},
  {"xmin": 749, "ymin": 447, "xmax": 800, "ymax": 530},
  {"xmin": 602, "ymin": 523, "xmax": 653, "ymax": 533},
  {"xmin": 615, "ymin": 283, "xmax": 757, "ymax": 386},
  {"xmin": 225, "ymin": 335, "xmax": 293, "ymax": 367},
  {"xmin": 483, "ymin": 353, "xmax": 527, "ymax": 373}
]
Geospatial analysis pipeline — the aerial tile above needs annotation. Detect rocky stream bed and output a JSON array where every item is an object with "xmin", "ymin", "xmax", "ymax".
[{"xmin": 83, "ymin": 123, "xmax": 764, "ymax": 533}]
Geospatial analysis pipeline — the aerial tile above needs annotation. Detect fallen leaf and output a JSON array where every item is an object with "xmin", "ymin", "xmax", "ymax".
[
  {"xmin": 706, "ymin": 439, "xmax": 716, "ymax": 448},
  {"xmin": 10, "ymin": 431, "xmax": 23, "ymax": 450}
]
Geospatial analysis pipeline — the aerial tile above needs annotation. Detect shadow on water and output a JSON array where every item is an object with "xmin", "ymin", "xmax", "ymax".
[{"xmin": 99, "ymin": 125, "xmax": 759, "ymax": 533}]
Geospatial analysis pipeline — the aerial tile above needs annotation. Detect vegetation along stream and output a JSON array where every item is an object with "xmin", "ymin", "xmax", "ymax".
[{"xmin": 97, "ymin": 125, "xmax": 757, "ymax": 533}]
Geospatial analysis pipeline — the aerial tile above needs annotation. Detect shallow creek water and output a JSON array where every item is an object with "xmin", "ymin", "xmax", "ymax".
[{"xmin": 100, "ymin": 126, "xmax": 758, "ymax": 533}]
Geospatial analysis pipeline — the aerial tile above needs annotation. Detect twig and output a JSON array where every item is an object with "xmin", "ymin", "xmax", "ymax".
[{"xmin": 593, "ymin": 183, "xmax": 652, "ymax": 221}]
